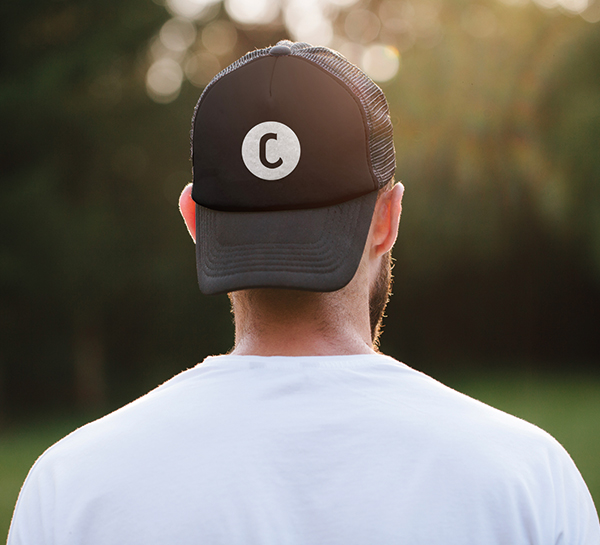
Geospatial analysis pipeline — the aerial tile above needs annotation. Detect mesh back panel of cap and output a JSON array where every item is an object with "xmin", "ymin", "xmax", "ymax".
[{"xmin": 192, "ymin": 40, "xmax": 396, "ymax": 189}]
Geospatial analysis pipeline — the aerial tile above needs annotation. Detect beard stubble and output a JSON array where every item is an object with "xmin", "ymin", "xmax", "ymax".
[{"xmin": 369, "ymin": 251, "xmax": 393, "ymax": 347}]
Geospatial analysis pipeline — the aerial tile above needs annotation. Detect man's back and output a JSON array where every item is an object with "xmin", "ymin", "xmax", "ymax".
[{"xmin": 9, "ymin": 354, "xmax": 598, "ymax": 544}]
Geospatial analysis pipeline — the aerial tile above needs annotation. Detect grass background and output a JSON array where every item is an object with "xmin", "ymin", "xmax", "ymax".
[{"xmin": 1, "ymin": 371, "xmax": 599, "ymax": 541}]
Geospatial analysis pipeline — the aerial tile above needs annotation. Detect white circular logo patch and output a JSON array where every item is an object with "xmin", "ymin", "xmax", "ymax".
[{"xmin": 241, "ymin": 121, "xmax": 301, "ymax": 181}]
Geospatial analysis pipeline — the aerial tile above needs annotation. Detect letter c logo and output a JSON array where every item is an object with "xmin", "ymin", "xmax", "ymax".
[
  {"xmin": 259, "ymin": 133, "xmax": 283, "ymax": 169},
  {"xmin": 241, "ymin": 122, "xmax": 301, "ymax": 180}
]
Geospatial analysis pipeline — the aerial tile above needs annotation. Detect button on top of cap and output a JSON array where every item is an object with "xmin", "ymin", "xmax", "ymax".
[{"xmin": 270, "ymin": 44, "xmax": 291, "ymax": 56}]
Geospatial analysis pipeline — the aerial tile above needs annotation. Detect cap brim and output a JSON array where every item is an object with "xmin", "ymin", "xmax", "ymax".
[{"xmin": 196, "ymin": 190, "xmax": 378, "ymax": 295}]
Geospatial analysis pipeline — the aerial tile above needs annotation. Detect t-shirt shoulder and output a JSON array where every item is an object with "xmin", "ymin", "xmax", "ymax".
[{"xmin": 22, "ymin": 353, "xmax": 569, "ymax": 488}]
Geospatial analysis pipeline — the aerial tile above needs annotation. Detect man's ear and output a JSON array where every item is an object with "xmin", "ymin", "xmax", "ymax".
[
  {"xmin": 179, "ymin": 183, "xmax": 196, "ymax": 243},
  {"xmin": 370, "ymin": 182, "xmax": 404, "ymax": 258}
]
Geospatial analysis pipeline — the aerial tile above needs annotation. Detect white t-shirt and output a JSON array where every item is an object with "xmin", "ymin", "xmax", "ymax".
[{"xmin": 8, "ymin": 354, "xmax": 600, "ymax": 544}]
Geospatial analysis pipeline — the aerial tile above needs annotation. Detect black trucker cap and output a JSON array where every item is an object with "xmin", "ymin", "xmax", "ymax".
[{"xmin": 191, "ymin": 40, "xmax": 396, "ymax": 295}]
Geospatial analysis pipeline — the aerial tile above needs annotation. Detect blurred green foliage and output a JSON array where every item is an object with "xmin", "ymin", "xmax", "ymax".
[{"xmin": 0, "ymin": 0, "xmax": 599, "ymax": 418}]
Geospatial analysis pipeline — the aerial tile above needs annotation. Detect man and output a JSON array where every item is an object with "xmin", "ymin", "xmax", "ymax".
[{"xmin": 8, "ymin": 40, "xmax": 599, "ymax": 544}]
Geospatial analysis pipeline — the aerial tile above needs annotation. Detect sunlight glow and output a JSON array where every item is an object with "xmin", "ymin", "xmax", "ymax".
[
  {"xmin": 377, "ymin": 0, "xmax": 442, "ymax": 50},
  {"xmin": 413, "ymin": 1, "xmax": 442, "ymax": 39},
  {"xmin": 461, "ymin": 5, "xmax": 498, "ymax": 39},
  {"xmin": 361, "ymin": 44, "xmax": 400, "ymax": 82}
]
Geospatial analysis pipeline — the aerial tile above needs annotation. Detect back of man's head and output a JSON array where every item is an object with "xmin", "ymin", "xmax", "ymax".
[{"xmin": 189, "ymin": 41, "xmax": 396, "ymax": 293}]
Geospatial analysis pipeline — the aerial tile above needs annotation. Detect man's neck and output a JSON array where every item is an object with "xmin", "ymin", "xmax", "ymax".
[
  {"xmin": 230, "ymin": 327, "xmax": 375, "ymax": 357},
  {"xmin": 229, "ymin": 288, "xmax": 374, "ymax": 357}
]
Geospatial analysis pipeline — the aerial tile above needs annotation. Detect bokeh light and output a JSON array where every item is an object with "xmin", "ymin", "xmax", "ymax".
[
  {"xmin": 379, "ymin": 0, "xmax": 415, "ymax": 27},
  {"xmin": 557, "ymin": 0, "xmax": 589, "ymax": 13},
  {"xmin": 149, "ymin": 33, "xmax": 186, "ymax": 64},
  {"xmin": 325, "ymin": 0, "xmax": 361, "ymax": 7},
  {"xmin": 534, "ymin": 0, "xmax": 560, "ymax": 9},
  {"xmin": 581, "ymin": 0, "xmax": 600, "ymax": 21},
  {"xmin": 361, "ymin": 44, "xmax": 400, "ymax": 82},
  {"xmin": 344, "ymin": 9, "xmax": 381, "ymax": 44},
  {"xmin": 378, "ymin": 1, "xmax": 417, "ymax": 53},
  {"xmin": 225, "ymin": 0, "xmax": 280, "ymax": 25},
  {"xmin": 159, "ymin": 18, "xmax": 197, "ymax": 52},
  {"xmin": 285, "ymin": 1, "xmax": 334, "ymax": 45},
  {"xmin": 533, "ymin": 0, "xmax": 591, "ymax": 12},
  {"xmin": 335, "ymin": 40, "xmax": 365, "ymax": 67},
  {"xmin": 146, "ymin": 58, "xmax": 184, "ymax": 103},
  {"xmin": 145, "ymin": 0, "xmax": 600, "ymax": 108},
  {"xmin": 184, "ymin": 51, "xmax": 221, "ymax": 87},
  {"xmin": 202, "ymin": 20, "xmax": 238, "ymax": 56},
  {"xmin": 166, "ymin": 0, "xmax": 220, "ymax": 20}
]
